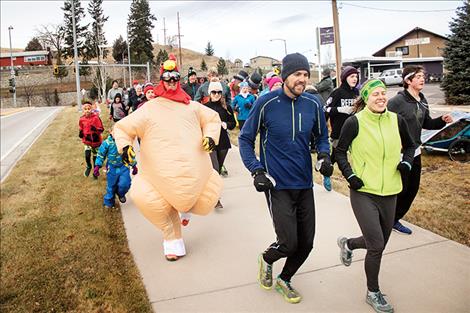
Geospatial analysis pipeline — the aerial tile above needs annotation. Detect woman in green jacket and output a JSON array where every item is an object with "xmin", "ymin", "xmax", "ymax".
[{"xmin": 335, "ymin": 79, "xmax": 415, "ymax": 313}]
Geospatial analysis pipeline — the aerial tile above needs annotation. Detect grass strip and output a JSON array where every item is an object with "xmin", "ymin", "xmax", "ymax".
[{"xmin": 1, "ymin": 106, "xmax": 152, "ymax": 312}]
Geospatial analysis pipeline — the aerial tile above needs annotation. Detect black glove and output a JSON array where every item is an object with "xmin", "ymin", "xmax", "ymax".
[
  {"xmin": 397, "ymin": 161, "xmax": 411, "ymax": 181},
  {"xmin": 202, "ymin": 137, "xmax": 216, "ymax": 152},
  {"xmin": 347, "ymin": 175, "xmax": 364, "ymax": 190},
  {"xmin": 252, "ymin": 169, "xmax": 276, "ymax": 192},
  {"xmin": 315, "ymin": 153, "xmax": 334, "ymax": 177},
  {"xmin": 79, "ymin": 130, "xmax": 84, "ymax": 138},
  {"xmin": 122, "ymin": 145, "xmax": 136, "ymax": 166},
  {"xmin": 90, "ymin": 125, "xmax": 97, "ymax": 131},
  {"xmin": 244, "ymin": 103, "xmax": 252, "ymax": 109}
]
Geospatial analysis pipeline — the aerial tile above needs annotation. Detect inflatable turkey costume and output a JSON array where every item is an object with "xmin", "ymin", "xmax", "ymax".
[{"xmin": 114, "ymin": 54, "xmax": 222, "ymax": 261}]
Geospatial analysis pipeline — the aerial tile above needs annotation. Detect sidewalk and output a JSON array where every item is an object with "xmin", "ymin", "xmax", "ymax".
[{"xmin": 121, "ymin": 147, "xmax": 470, "ymax": 313}]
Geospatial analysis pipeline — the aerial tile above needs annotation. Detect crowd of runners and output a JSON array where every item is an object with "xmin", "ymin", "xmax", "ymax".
[{"xmin": 77, "ymin": 52, "xmax": 452, "ymax": 313}]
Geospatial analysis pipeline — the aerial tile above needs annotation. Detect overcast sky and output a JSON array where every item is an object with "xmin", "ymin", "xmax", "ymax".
[{"xmin": 0, "ymin": 1, "xmax": 463, "ymax": 64}]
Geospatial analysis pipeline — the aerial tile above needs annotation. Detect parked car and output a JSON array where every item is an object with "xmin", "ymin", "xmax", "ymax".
[{"xmin": 378, "ymin": 68, "xmax": 403, "ymax": 86}]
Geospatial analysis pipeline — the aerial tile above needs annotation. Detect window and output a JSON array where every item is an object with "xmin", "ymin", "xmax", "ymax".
[
  {"xmin": 395, "ymin": 46, "xmax": 409, "ymax": 55},
  {"xmin": 24, "ymin": 55, "xmax": 46, "ymax": 62}
]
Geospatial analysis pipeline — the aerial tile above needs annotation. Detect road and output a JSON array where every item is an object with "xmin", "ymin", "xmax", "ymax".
[{"xmin": 1, "ymin": 107, "xmax": 63, "ymax": 182}]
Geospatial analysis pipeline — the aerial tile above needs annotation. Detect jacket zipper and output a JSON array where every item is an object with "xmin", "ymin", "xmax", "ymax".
[
  {"xmin": 299, "ymin": 113, "xmax": 302, "ymax": 132},
  {"xmin": 379, "ymin": 114, "xmax": 385, "ymax": 194},
  {"xmin": 291, "ymin": 99, "xmax": 295, "ymax": 141}
]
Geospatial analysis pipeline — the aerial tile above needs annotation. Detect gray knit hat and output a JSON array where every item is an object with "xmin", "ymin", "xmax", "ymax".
[{"xmin": 281, "ymin": 53, "xmax": 310, "ymax": 81}]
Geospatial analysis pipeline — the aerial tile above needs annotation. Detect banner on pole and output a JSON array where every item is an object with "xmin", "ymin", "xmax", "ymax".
[{"xmin": 319, "ymin": 27, "xmax": 334, "ymax": 45}]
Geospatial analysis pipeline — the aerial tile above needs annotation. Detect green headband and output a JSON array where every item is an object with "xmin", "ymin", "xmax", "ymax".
[{"xmin": 360, "ymin": 79, "xmax": 387, "ymax": 102}]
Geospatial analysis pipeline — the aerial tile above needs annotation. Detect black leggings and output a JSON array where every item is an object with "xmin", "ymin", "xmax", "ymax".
[
  {"xmin": 395, "ymin": 155, "xmax": 421, "ymax": 223},
  {"xmin": 210, "ymin": 149, "xmax": 229, "ymax": 174},
  {"xmin": 263, "ymin": 188, "xmax": 315, "ymax": 282},
  {"xmin": 85, "ymin": 149, "xmax": 97, "ymax": 168},
  {"xmin": 347, "ymin": 190, "xmax": 396, "ymax": 292}
]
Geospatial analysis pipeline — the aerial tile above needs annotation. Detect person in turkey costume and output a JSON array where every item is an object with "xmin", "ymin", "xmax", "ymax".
[{"xmin": 113, "ymin": 54, "xmax": 223, "ymax": 261}]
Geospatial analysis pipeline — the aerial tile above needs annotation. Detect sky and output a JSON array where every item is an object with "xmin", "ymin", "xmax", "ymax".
[{"xmin": 0, "ymin": 0, "xmax": 463, "ymax": 65}]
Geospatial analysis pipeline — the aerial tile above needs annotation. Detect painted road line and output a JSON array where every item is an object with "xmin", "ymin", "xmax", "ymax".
[{"xmin": 1, "ymin": 108, "xmax": 60, "ymax": 162}]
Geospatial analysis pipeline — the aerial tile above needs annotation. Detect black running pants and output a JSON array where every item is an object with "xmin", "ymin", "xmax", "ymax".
[
  {"xmin": 263, "ymin": 188, "xmax": 316, "ymax": 282},
  {"xmin": 347, "ymin": 190, "xmax": 396, "ymax": 292},
  {"xmin": 395, "ymin": 155, "xmax": 421, "ymax": 223}
]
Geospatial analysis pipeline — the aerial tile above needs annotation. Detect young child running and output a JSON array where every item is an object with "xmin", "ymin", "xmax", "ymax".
[
  {"xmin": 79, "ymin": 101, "xmax": 104, "ymax": 177},
  {"xmin": 93, "ymin": 127, "xmax": 138, "ymax": 209}
]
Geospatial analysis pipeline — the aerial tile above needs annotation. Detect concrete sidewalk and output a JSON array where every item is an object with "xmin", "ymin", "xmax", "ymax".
[{"xmin": 121, "ymin": 147, "xmax": 470, "ymax": 313}]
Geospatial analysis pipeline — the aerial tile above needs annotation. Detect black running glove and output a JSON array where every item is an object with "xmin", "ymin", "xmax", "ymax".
[
  {"xmin": 347, "ymin": 175, "xmax": 364, "ymax": 190},
  {"xmin": 252, "ymin": 169, "xmax": 276, "ymax": 192},
  {"xmin": 316, "ymin": 152, "xmax": 334, "ymax": 177}
]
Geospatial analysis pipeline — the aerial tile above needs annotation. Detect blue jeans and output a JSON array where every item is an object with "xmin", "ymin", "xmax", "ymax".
[{"xmin": 104, "ymin": 165, "xmax": 131, "ymax": 207}]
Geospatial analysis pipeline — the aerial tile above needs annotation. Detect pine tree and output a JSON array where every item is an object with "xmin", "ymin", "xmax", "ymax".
[
  {"xmin": 25, "ymin": 37, "xmax": 43, "ymax": 51},
  {"xmin": 84, "ymin": 0, "xmax": 108, "ymax": 60},
  {"xmin": 217, "ymin": 57, "xmax": 228, "ymax": 76},
  {"xmin": 128, "ymin": 0, "xmax": 157, "ymax": 65},
  {"xmin": 205, "ymin": 41, "xmax": 214, "ymax": 56},
  {"xmin": 201, "ymin": 58, "xmax": 208, "ymax": 71},
  {"xmin": 442, "ymin": 1, "xmax": 470, "ymax": 105},
  {"xmin": 61, "ymin": 0, "xmax": 88, "ymax": 59},
  {"xmin": 112, "ymin": 35, "xmax": 128, "ymax": 63},
  {"xmin": 155, "ymin": 49, "xmax": 168, "ymax": 67}
]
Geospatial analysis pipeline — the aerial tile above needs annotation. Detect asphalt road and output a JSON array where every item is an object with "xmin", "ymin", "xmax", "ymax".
[{"xmin": 1, "ymin": 107, "xmax": 62, "ymax": 182}]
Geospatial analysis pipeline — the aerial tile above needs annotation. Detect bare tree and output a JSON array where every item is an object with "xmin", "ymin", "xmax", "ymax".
[
  {"xmin": 23, "ymin": 85, "xmax": 36, "ymax": 107},
  {"xmin": 36, "ymin": 24, "xmax": 66, "ymax": 61}
]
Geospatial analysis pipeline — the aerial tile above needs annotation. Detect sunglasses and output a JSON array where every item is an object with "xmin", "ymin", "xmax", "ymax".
[
  {"xmin": 210, "ymin": 90, "xmax": 223, "ymax": 95},
  {"xmin": 161, "ymin": 71, "xmax": 181, "ymax": 82}
]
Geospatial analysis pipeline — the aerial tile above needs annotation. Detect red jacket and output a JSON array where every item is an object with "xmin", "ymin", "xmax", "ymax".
[{"xmin": 79, "ymin": 113, "xmax": 104, "ymax": 147}]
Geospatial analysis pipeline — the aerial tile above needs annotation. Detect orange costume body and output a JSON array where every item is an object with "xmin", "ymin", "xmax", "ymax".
[{"xmin": 114, "ymin": 95, "xmax": 222, "ymax": 257}]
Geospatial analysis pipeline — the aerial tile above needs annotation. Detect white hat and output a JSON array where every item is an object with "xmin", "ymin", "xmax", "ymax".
[{"xmin": 208, "ymin": 81, "xmax": 223, "ymax": 93}]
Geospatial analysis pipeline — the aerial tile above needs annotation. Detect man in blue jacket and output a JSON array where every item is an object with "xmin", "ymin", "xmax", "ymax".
[{"xmin": 239, "ymin": 53, "xmax": 332, "ymax": 304}]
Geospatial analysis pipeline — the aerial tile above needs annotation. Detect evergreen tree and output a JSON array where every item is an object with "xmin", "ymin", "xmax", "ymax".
[
  {"xmin": 25, "ymin": 37, "xmax": 43, "ymax": 51},
  {"xmin": 442, "ymin": 1, "xmax": 470, "ymax": 105},
  {"xmin": 84, "ymin": 0, "xmax": 108, "ymax": 60},
  {"xmin": 201, "ymin": 58, "xmax": 208, "ymax": 71},
  {"xmin": 112, "ymin": 35, "xmax": 128, "ymax": 63},
  {"xmin": 62, "ymin": 0, "xmax": 88, "ymax": 59},
  {"xmin": 155, "ymin": 49, "xmax": 168, "ymax": 67},
  {"xmin": 205, "ymin": 41, "xmax": 214, "ymax": 56},
  {"xmin": 217, "ymin": 57, "xmax": 228, "ymax": 76},
  {"xmin": 127, "ymin": 0, "xmax": 157, "ymax": 65}
]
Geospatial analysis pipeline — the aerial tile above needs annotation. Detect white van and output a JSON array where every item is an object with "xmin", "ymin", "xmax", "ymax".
[{"xmin": 378, "ymin": 68, "xmax": 403, "ymax": 86}]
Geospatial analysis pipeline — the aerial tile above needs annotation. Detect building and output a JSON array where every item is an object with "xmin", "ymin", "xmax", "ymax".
[
  {"xmin": 373, "ymin": 27, "xmax": 447, "ymax": 58},
  {"xmin": 249, "ymin": 56, "xmax": 281, "ymax": 71},
  {"xmin": 343, "ymin": 27, "xmax": 448, "ymax": 83},
  {"xmin": 0, "ymin": 50, "xmax": 52, "ymax": 68}
]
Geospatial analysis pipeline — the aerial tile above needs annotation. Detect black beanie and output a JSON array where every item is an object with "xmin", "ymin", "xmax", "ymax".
[
  {"xmin": 281, "ymin": 53, "xmax": 310, "ymax": 81},
  {"xmin": 340, "ymin": 66, "xmax": 359, "ymax": 83}
]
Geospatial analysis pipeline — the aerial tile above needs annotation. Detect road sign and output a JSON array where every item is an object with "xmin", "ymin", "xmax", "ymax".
[{"xmin": 320, "ymin": 27, "xmax": 335, "ymax": 45}]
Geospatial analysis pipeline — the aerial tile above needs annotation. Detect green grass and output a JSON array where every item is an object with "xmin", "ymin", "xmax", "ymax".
[{"xmin": 0, "ymin": 106, "xmax": 152, "ymax": 312}]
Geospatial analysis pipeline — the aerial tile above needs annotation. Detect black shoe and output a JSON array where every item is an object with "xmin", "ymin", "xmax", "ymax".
[{"xmin": 119, "ymin": 195, "xmax": 127, "ymax": 203}]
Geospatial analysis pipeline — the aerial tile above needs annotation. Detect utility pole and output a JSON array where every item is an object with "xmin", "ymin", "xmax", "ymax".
[
  {"xmin": 8, "ymin": 26, "xmax": 16, "ymax": 107},
  {"xmin": 162, "ymin": 17, "xmax": 167, "ymax": 46},
  {"xmin": 177, "ymin": 12, "xmax": 183, "ymax": 69},
  {"xmin": 332, "ymin": 0, "xmax": 342, "ymax": 87},
  {"xmin": 71, "ymin": 0, "xmax": 82, "ymax": 110},
  {"xmin": 316, "ymin": 27, "xmax": 322, "ymax": 81}
]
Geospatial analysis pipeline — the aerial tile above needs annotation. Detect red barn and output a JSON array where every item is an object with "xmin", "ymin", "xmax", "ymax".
[{"xmin": 0, "ymin": 50, "xmax": 52, "ymax": 67}]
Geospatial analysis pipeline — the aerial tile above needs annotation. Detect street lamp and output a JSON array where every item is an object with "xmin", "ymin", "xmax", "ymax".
[
  {"xmin": 8, "ymin": 26, "xmax": 16, "ymax": 107},
  {"xmin": 270, "ymin": 38, "xmax": 287, "ymax": 56}
]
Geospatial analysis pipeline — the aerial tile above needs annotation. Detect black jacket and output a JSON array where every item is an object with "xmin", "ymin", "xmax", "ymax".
[
  {"xmin": 325, "ymin": 83, "xmax": 359, "ymax": 139},
  {"xmin": 205, "ymin": 101, "xmax": 236, "ymax": 150},
  {"xmin": 182, "ymin": 82, "xmax": 200, "ymax": 101},
  {"xmin": 387, "ymin": 89, "xmax": 445, "ymax": 147}
]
